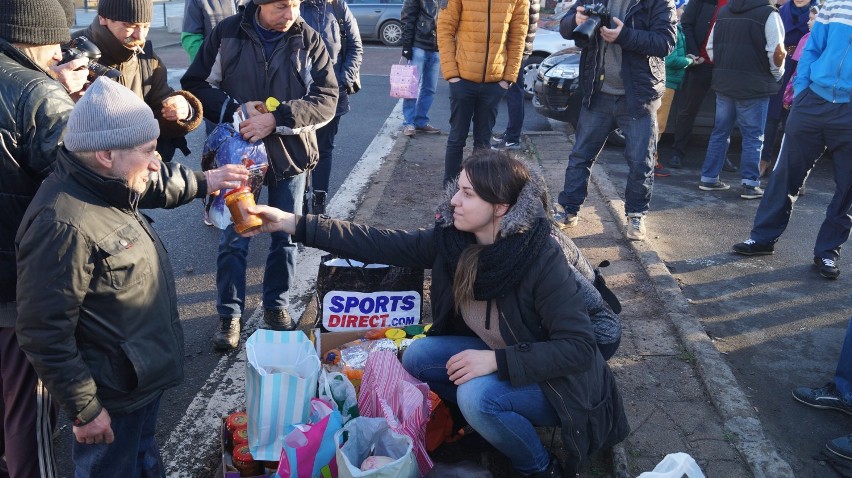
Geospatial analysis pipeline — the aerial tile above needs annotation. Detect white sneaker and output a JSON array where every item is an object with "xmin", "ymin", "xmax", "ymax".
[{"xmin": 626, "ymin": 214, "xmax": 646, "ymax": 241}]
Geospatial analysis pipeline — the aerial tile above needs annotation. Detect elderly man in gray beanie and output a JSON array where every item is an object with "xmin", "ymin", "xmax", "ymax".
[
  {"xmin": 0, "ymin": 0, "xmax": 88, "ymax": 476},
  {"xmin": 15, "ymin": 77, "xmax": 247, "ymax": 476},
  {"xmin": 73, "ymin": 0, "xmax": 204, "ymax": 162}
]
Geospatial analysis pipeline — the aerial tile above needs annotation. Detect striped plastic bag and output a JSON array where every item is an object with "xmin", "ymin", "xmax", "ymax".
[
  {"xmin": 357, "ymin": 351, "xmax": 432, "ymax": 476},
  {"xmin": 246, "ymin": 330, "xmax": 321, "ymax": 461}
]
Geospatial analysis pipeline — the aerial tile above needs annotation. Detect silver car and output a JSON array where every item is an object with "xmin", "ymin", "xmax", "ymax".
[{"xmin": 349, "ymin": 0, "xmax": 404, "ymax": 47}]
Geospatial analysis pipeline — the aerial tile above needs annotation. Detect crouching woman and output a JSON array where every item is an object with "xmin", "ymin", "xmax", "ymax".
[{"xmin": 242, "ymin": 150, "xmax": 629, "ymax": 477}]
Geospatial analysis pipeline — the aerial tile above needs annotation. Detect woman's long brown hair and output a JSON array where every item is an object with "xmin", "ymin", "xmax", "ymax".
[{"xmin": 452, "ymin": 150, "xmax": 530, "ymax": 310}]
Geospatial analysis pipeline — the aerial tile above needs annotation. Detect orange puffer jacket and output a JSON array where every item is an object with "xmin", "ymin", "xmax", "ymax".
[{"xmin": 437, "ymin": 0, "xmax": 529, "ymax": 83}]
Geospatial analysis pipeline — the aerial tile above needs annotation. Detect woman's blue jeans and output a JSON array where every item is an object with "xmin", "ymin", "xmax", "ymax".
[{"xmin": 401, "ymin": 336, "xmax": 560, "ymax": 474}]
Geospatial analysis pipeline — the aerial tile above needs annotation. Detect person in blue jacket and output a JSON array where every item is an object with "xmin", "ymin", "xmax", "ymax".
[
  {"xmin": 733, "ymin": 0, "xmax": 852, "ymax": 281},
  {"xmin": 300, "ymin": 0, "xmax": 363, "ymax": 214}
]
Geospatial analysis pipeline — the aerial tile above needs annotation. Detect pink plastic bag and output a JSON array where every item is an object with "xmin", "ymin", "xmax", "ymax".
[
  {"xmin": 390, "ymin": 61, "xmax": 419, "ymax": 99},
  {"xmin": 358, "ymin": 351, "xmax": 432, "ymax": 476},
  {"xmin": 276, "ymin": 398, "xmax": 342, "ymax": 478}
]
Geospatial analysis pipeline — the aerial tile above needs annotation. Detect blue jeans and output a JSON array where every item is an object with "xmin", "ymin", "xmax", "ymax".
[
  {"xmin": 216, "ymin": 173, "xmax": 306, "ymax": 317},
  {"xmin": 401, "ymin": 336, "xmax": 560, "ymax": 474},
  {"xmin": 502, "ymin": 56, "xmax": 529, "ymax": 143},
  {"xmin": 402, "ymin": 48, "xmax": 440, "ymax": 129},
  {"xmin": 72, "ymin": 396, "xmax": 163, "ymax": 478},
  {"xmin": 750, "ymin": 88, "xmax": 852, "ymax": 260},
  {"xmin": 312, "ymin": 115, "xmax": 341, "ymax": 192},
  {"xmin": 445, "ymin": 80, "xmax": 507, "ymax": 185},
  {"xmin": 558, "ymin": 93, "xmax": 657, "ymax": 215},
  {"xmin": 700, "ymin": 93, "xmax": 768, "ymax": 187},
  {"xmin": 835, "ymin": 315, "xmax": 852, "ymax": 404}
]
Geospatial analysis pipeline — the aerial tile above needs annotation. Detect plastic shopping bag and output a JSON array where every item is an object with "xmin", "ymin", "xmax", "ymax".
[
  {"xmin": 389, "ymin": 61, "xmax": 419, "ymax": 99},
  {"xmin": 335, "ymin": 417, "xmax": 419, "ymax": 478},
  {"xmin": 358, "ymin": 351, "xmax": 432, "ymax": 475},
  {"xmin": 202, "ymin": 108, "xmax": 269, "ymax": 229},
  {"xmin": 636, "ymin": 452, "xmax": 705, "ymax": 478},
  {"xmin": 246, "ymin": 330, "xmax": 321, "ymax": 461},
  {"xmin": 315, "ymin": 254, "xmax": 424, "ymax": 332},
  {"xmin": 276, "ymin": 398, "xmax": 343, "ymax": 478},
  {"xmin": 319, "ymin": 369, "xmax": 360, "ymax": 424}
]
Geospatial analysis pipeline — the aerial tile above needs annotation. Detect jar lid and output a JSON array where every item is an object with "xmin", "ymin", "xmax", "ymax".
[
  {"xmin": 226, "ymin": 411, "xmax": 248, "ymax": 431},
  {"xmin": 232, "ymin": 444, "xmax": 255, "ymax": 463},
  {"xmin": 233, "ymin": 428, "xmax": 249, "ymax": 444},
  {"xmin": 223, "ymin": 186, "xmax": 250, "ymax": 199}
]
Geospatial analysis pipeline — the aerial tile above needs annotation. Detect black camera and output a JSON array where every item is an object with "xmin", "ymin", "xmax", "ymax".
[
  {"xmin": 60, "ymin": 36, "xmax": 121, "ymax": 80},
  {"xmin": 573, "ymin": 3, "xmax": 612, "ymax": 43}
]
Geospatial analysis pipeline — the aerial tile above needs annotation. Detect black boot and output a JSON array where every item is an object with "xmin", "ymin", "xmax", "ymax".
[
  {"xmin": 212, "ymin": 316, "xmax": 241, "ymax": 351},
  {"xmin": 313, "ymin": 190, "xmax": 327, "ymax": 215},
  {"xmin": 526, "ymin": 455, "xmax": 564, "ymax": 478}
]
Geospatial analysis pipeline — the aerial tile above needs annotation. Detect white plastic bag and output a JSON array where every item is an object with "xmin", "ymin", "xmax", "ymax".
[
  {"xmin": 335, "ymin": 417, "xmax": 419, "ymax": 478},
  {"xmin": 319, "ymin": 369, "xmax": 360, "ymax": 424},
  {"xmin": 636, "ymin": 452, "xmax": 705, "ymax": 478}
]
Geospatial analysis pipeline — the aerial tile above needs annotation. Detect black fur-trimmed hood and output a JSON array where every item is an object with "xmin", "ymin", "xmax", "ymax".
[{"xmin": 435, "ymin": 159, "xmax": 550, "ymax": 236}]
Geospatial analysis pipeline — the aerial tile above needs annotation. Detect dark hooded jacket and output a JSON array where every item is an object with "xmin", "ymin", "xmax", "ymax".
[
  {"xmin": 73, "ymin": 20, "xmax": 204, "ymax": 161},
  {"xmin": 293, "ymin": 165, "xmax": 630, "ymax": 473},
  {"xmin": 560, "ymin": 0, "xmax": 677, "ymax": 116},
  {"xmin": 15, "ymin": 149, "xmax": 209, "ymax": 426},
  {"xmin": 0, "ymin": 39, "xmax": 76, "ymax": 317},
  {"xmin": 181, "ymin": 1, "xmax": 338, "ymax": 181}
]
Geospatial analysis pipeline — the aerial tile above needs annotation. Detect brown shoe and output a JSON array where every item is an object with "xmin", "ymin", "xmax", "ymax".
[
  {"xmin": 415, "ymin": 124, "xmax": 441, "ymax": 134},
  {"xmin": 403, "ymin": 125, "xmax": 415, "ymax": 136}
]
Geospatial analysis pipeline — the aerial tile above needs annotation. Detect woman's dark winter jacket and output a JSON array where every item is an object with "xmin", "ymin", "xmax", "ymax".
[
  {"xmin": 15, "ymin": 149, "xmax": 209, "ymax": 426},
  {"xmin": 401, "ymin": 0, "xmax": 439, "ymax": 52},
  {"xmin": 74, "ymin": 20, "xmax": 204, "ymax": 161},
  {"xmin": 560, "ymin": 0, "xmax": 676, "ymax": 116},
  {"xmin": 181, "ymin": 1, "xmax": 338, "ymax": 181},
  {"xmin": 294, "ymin": 171, "xmax": 629, "ymax": 473},
  {"xmin": 0, "ymin": 39, "xmax": 75, "ymax": 315},
  {"xmin": 301, "ymin": 0, "xmax": 363, "ymax": 116}
]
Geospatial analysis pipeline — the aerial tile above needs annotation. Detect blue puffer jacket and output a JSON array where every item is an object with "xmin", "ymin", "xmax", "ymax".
[
  {"xmin": 560, "ymin": 0, "xmax": 677, "ymax": 116},
  {"xmin": 793, "ymin": 0, "xmax": 852, "ymax": 103},
  {"xmin": 301, "ymin": 0, "xmax": 363, "ymax": 116}
]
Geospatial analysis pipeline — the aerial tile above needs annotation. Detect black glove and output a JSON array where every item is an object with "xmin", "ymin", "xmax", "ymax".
[{"xmin": 402, "ymin": 48, "xmax": 413, "ymax": 60}]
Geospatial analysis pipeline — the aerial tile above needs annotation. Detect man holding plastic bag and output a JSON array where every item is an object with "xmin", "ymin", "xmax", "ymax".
[{"xmin": 182, "ymin": 0, "xmax": 338, "ymax": 350}]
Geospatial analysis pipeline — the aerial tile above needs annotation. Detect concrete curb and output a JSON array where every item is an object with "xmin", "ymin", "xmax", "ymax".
[{"xmin": 582, "ymin": 148, "xmax": 796, "ymax": 478}]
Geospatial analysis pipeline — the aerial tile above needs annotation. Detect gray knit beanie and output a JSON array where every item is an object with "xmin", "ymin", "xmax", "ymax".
[
  {"xmin": 254, "ymin": 0, "xmax": 281, "ymax": 4},
  {"xmin": 98, "ymin": 0, "xmax": 153, "ymax": 23},
  {"xmin": 64, "ymin": 77, "xmax": 160, "ymax": 152},
  {"xmin": 0, "ymin": 0, "xmax": 71, "ymax": 45}
]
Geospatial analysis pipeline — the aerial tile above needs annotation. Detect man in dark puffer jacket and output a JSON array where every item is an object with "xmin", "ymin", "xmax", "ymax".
[{"xmin": 0, "ymin": 0, "xmax": 88, "ymax": 475}]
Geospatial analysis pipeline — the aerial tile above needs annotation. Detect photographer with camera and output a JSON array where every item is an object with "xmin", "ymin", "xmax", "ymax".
[
  {"xmin": 0, "ymin": 0, "xmax": 88, "ymax": 476},
  {"xmin": 553, "ymin": 0, "xmax": 676, "ymax": 241},
  {"xmin": 73, "ymin": 0, "xmax": 204, "ymax": 162}
]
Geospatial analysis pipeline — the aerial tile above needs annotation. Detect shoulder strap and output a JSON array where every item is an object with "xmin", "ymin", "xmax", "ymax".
[{"xmin": 332, "ymin": 0, "xmax": 347, "ymax": 57}]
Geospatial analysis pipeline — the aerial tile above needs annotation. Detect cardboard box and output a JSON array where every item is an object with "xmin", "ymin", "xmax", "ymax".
[{"xmin": 316, "ymin": 330, "xmax": 367, "ymax": 360}]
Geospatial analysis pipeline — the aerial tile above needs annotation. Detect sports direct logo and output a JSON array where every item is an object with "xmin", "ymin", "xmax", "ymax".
[{"xmin": 322, "ymin": 290, "xmax": 422, "ymax": 331}]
